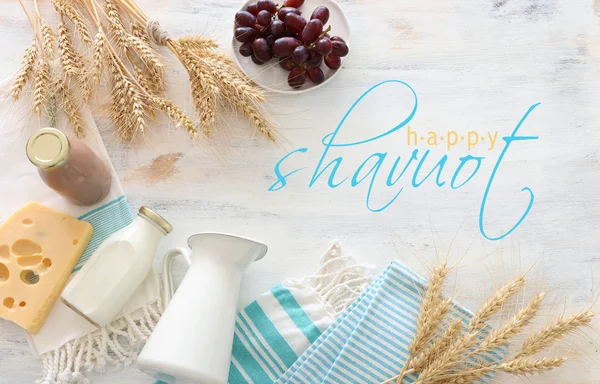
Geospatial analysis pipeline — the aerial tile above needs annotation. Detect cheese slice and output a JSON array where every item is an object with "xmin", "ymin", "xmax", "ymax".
[{"xmin": 0, "ymin": 202, "xmax": 93, "ymax": 333}]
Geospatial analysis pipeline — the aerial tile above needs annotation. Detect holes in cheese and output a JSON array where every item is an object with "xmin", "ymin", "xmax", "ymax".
[
  {"xmin": 12, "ymin": 239, "xmax": 42, "ymax": 256},
  {"xmin": 17, "ymin": 255, "xmax": 43, "ymax": 267},
  {"xmin": 20, "ymin": 270, "xmax": 40, "ymax": 285},
  {"xmin": 3, "ymin": 297, "xmax": 14, "ymax": 309},
  {"xmin": 0, "ymin": 245, "xmax": 9, "ymax": 260},
  {"xmin": 0, "ymin": 263, "xmax": 9, "ymax": 282},
  {"xmin": 0, "ymin": 202, "xmax": 93, "ymax": 333}
]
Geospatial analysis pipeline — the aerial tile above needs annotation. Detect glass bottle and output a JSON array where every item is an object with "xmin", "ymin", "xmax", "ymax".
[{"xmin": 26, "ymin": 128, "xmax": 112, "ymax": 206}]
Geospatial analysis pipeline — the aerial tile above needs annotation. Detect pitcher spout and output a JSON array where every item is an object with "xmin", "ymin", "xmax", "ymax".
[{"xmin": 187, "ymin": 232, "xmax": 268, "ymax": 270}]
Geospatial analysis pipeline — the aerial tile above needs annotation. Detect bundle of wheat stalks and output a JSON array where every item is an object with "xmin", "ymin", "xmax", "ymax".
[
  {"xmin": 382, "ymin": 263, "xmax": 595, "ymax": 384},
  {"xmin": 13, "ymin": 0, "xmax": 274, "ymax": 142}
]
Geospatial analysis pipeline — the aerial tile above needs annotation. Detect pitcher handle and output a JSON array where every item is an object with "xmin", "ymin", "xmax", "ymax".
[{"xmin": 161, "ymin": 247, "xmax": 192, "ymax": 306}]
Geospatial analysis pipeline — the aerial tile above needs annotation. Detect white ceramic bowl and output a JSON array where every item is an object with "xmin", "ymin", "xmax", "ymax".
[{"xmin": 232, "ymin": 0, "xmax": 351, "ymax": 94}]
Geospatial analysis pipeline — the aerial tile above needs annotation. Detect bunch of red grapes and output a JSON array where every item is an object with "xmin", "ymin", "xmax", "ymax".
[{"xmin": 234, "ymin": 0, "xmax": 349, "ymax": 89}]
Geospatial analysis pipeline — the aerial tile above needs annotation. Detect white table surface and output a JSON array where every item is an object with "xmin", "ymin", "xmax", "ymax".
[{"xmin": 1, "ymin": 0, "xmax": 600, "ymax": 383}]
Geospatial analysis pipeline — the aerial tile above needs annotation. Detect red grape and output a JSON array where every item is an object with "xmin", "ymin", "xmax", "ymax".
[
  {"xmin": 239, "ymin": 42, "xmax": 253, "ymax": 57},
  {"xmin": 257, "ymin": 0, "xmax": 277, "ymax": 14},
  {"xmin": 252, "ymin": 38, "xmax": 273, "ymax": 62},
  {"xmin": 278, "ymin": 7, "xmax": 301, "ymax": 21},
  {"xmin": 284, "ymin": 13, "xmax": 307, "ymax": 35},
  {"xmin": 300, "ymin": 19, "xmax": 323, "ymax": 44},
  {"xmin": 331, "ymin": 40, "xmax": 349, "ymax": 57},
  {"xmin": 270, "ymin": 20, "xmax": 286, "ymax": 38},
  {"xmin": 307, "ymin": 52, "xmax": 323, "ymax": 67},
  {"xmin": 257, "ymin": 10, "xmax": 272, "ymax": 27},
  {"xmin": 284, "ymin": 28, "xmax": 297, "ymax": 37},
  {"xmin": 324, "ymin": 54, "xmax": 341, "ymax": 69},
  {"xmin": 235, "ymin": 27, "xmax": 258, "ymax": 43},
  {"xmin": 313, "ymin": 36, "xmax": 332, "ymax": 56},
  {"xmin": 246, "ymin": 3, "xmax": 259, "ymax": 16},
  {"xmin": 273, "ymin": 37, "xmax": 302, "ymax": 57},
  {"xmin": 288, "ymin": 67, "xmax": 307, "ymax": 88},
  {"xmin": 311, "ymin": 6, "xmax": 330, "ymax": 24},
  {"xmin": 285, "ymin": 0, "xmax": 305, "ymax": 7},
  {"xmin": 279, "ymin": 56, "xmax": 296, "ymax": 71},
  {"xmin": 251, "ymin": 55, "xmax": 266, "ymax": 65},
  {"xmin": 292, "ymin": 45, "xmax": 309, "ymax": 64},
  {"xmin": 331, "ymin": 36, "xmax": 345, "ymax": 43},
  {"xmin": 266, "ymin": 35, "xmax": 275, "ymax": 47},
  {"xmin": 235, "ymin": 11, "xmax": 257, "ymax": 28},
  {"xmin": 307, "ymin": 67, "xmax": 325, "ymax": 85}
]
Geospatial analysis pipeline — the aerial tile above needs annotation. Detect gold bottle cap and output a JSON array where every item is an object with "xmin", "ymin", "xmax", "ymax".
[
  {"xmin": 26, "ymin": 128, "xmax": 71, "ymax": 169},
  {"xmin": 138, "ymin": 206, "xmax": 173, "ymax": 235}
]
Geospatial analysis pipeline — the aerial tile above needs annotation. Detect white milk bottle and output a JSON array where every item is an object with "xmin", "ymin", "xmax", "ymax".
[{"xmin": 61, "ymin": 206, "xmax": 172, "ymax": 326}]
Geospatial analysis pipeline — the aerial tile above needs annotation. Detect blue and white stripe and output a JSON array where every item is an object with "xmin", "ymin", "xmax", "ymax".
[
  {"xmin": 278, "ymin": 261, "xmax": 506, "ymax": 384},
  {"xmin": 229, "ymin": 283, "xmax": 335, "ymax": 383},
  {"xmin": 74, "ymin": 195, "xmax": 133, "ymax": 272}
]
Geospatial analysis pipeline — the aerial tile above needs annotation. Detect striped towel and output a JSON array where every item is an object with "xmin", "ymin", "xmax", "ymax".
[
  {"xmin": 278, "ymin": 261, "xmax": 507, "ymax": 384},
  {"xmin": 227, "ymin": 242, "xmax": 373, "ymax": 384}
]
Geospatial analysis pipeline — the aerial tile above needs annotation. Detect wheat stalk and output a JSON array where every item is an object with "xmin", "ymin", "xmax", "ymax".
[
  {"xmin": 468, "ymin": 275, "xmax": 526, "ymax": 331},
  {"xmin": 40, "ymin": 19, "xmax": 56, "ymax": 58},
  {"xmin": 516, "ymin": 310, "xmax": 594, "ymax": 358},
  {"xmin": 33, "ymin": 59, "xmax": 49, "ymax": 116},
  {"xmin": 59, "ymin": 83, "xmax": 84, "ymax": 136},
  {"xmin": 52, "ymin": 0, "xmax": 92, "ymax": 44},
  {"xmin": 57, "ymin": 21, "xmax": 83, "ymax": 78},
  {"xmin": 11, "ymin": 40, "xmax": 38, "ymax": 100}
]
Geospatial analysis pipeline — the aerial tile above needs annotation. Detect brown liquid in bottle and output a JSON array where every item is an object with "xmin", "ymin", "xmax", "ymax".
[{"xmin": 26, "ymin": 128, "xmax": 112, "ymax": 206}]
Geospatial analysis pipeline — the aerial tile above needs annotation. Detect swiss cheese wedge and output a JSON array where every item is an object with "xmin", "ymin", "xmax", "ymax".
[{"xmin": 0, "ymin": 202, "xmax": 93, "ymax": 333}]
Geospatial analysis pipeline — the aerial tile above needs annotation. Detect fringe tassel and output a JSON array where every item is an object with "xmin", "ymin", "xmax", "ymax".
[
  {"xmin": 36, "ymin": 300, "xmax": 163, "ymax": 384},
  {"xmin": 299, "ymin": 241, "xmax": 374, "ymax": 315}
]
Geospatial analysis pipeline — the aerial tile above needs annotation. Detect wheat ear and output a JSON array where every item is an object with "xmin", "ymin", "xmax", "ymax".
[
  {"xmin": 59, "ymin": 83, "xmax": 84, "ymax": 136},
  {"xmin": 109, "ymin": 59, "xmax": 148, "ymax": 139},
  {"xmin": 410, "ymin": 320, "xmax": 463, "ymax": 371},
  {"xmin": 498, "ymin": 357, "xmax": 567, "ymax": 375},
  {"xmin": 397, "ymin": 263, "xmax": 450, "ymax": 383},
  {"xmin": 468, "ymin": 275, "xmax": 526, "ymax": 331},
  {"xmin": 52, "ymin": 0, "xmax": 92, "ymax": 44},
  {"xmin": 412, "ymin": 330, "xmax": 481, "ymax": 384},
  {"xmin": 516, "ymin": 310, "xmax": 594, "ymax": 358},
  {"xmin": 177, "ymin": 44, "xmax": 218, "ymax": 136},
  {"xmin": 197, "ymin": 51, "xmax": 275, "ymax": 140},
  {"xmin": 105, "ymin": 0, "xmax": 129, "ymax": 53},
  {"xmin": 33, "ymin": 59, "xmax": 49, "ymax": 116},
  {"xmin": 151, "ymin": 96, "xmax": 198, "ymax": 139},
  {"xmin": 476, "ymin": 293, "xmax": 546, "ymax": 353},
  {"xmin": 40, "ymin": 19, "xmax": 56, "ymax": 58},
  {"xmin": 179, "ymin": 35, "xmax": 219, "ymax": 52},
  {"xmin": 57, "ymin": 21, "xmax": 83, "ymax": 78},
  {"xmin": 11, "ymin": 40, "xmax": 38, "ymax": 100},
  {"xmin": 83, "ymin": 30, "xmax": 105, "ymax": 102},
  {"xmin": 131, "ymin": 22, "xmax": 151, "ymax": 45}
]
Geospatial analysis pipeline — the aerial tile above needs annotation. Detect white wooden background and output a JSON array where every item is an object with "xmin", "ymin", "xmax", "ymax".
[{"xmin": 2, "ymin": 0, "xmax": 600, "ymax": 383}]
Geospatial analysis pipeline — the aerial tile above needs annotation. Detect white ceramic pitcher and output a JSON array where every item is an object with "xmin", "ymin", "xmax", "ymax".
[{"xmin": 137, "ymin": 232, "xmax": 268, "ymax": 384}]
